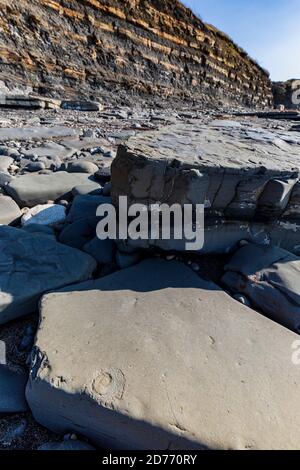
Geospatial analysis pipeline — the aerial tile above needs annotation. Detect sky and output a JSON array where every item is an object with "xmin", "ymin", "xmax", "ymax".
[{"xmin": 182, "ymin": 0, "xmax": 300, "ymax": 81}]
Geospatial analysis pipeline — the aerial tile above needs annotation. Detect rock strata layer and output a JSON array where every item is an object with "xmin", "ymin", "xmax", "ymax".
[{"xmin": 0, "ymin": 0, "xmax": 272, "ymax": 106}]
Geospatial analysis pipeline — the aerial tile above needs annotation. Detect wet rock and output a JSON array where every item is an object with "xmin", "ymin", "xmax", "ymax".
[
  {"xmin": 222, "ymin": 243, "xmax": 300, "ymax": 332},
  {"xmin": 26, "ymin": 259, "xmax": 300, "ymax": 450},
  {"xmin": 66, "ymin": 195, "xmax": 111, "ymax": 223},
  {"xmin": 18, "ymin": 326, "xmax": 36, "ymax": 353},
  {"xmin": 0, "ymin": 226, "xmax": 96, "ymax": 324},
  {"xmin": 59, "ymin": 217, "xmax": 99, "ymax": 249},
  {"xmin": 0, "ymin": 365, "xmax": 28, "ymax": 413},
  {"xmin": 116, "ymin": 251, "xmax": 141, "ymax": 269},
  {"xmin": 22, "ymin": 224, "xmax": 56, "ymax": 240},
  {"xmin": 21, "ymin": 204, "xmax": 66, "ymax": 226}
]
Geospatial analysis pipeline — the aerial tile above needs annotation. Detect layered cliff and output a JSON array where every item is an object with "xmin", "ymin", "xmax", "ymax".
[{"xmin": 0, "ymin": 0, "xmax": 273, "ymax": 107}]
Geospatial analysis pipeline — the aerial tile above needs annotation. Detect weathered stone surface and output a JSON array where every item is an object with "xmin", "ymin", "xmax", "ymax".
[
  {"xmin": 111, "ymin": 120, "xmax": 300, "ymax": 254},
  {"xmin": 0, "ymin": 226, "xmax": 96, "ymax": 324},
  {"xmin": 0, "ymin": 365, "xmax": 28, "ymax": 413},
  {"xmin": 26, "ymin": 259, "xmax": 300, "ymax": 450},
  {"xmin": 6, "ymin": 172, "xmax": 97, "ymax": 207},
  {"xmin": 0, "ymin": 127, "xmax": 79, "ymax": 142},
  {"xmin": 222, "ymin": 244, "xmax": 300, "ymax": 333},
  {"xmin": 112, "ymin": 121, "xmax": 300, "ymax": 215},
  {"xmin": 0, "ymin": 195, "xmax": 21, "ymax": 225}
]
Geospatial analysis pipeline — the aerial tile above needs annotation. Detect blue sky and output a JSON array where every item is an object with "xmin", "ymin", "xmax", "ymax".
[{"xmin": 182, "ymin": 0, "xmax": 300, "ymax": 81}]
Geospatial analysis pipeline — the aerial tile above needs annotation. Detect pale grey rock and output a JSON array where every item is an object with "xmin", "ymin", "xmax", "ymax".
[
  {"xmin": 6, "ymin": 172, "xmax": 97, "ymax": 207},
  {"xmin": 67, "ymin": 161, "xmax": 99, "ymax": 174},
  {"xmin": 222, "ymin": 244, "xmax": 300, "ymax": 332},
  {"xmin": 0, "ymin": 126, "xmax": 79, "ymax": 141},
  {"xmin": 26, "ymin": 259, "xmax": 300, "ymax": 450},
  {"xmin": 0, "ymin": 156, "xmax": 14, "ymax": 173},
  {"xmin": 72, "ymin": 183, "xmax": 102, "ymax": 197},
  {"xmin": 0, "ymin": 365, "xmax": 28, "ymax": 413},
  {"xmin": 0, "ymin": 226, "xmax": 96, "ymax": 324},
  {"xmin": 0, "ymin": 195, "xmax": 21, "ymax": 225},
  {"xmin": 22, "ymin": 142, "xmax": 75, "ymax": 160}
]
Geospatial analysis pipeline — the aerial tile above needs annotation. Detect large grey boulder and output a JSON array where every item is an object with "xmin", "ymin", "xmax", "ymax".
[
  {"xmin": 222, "ymin": 243, "xmax": 300, "ymax": 332},
  {"xmin": 6, "ymin": 172, "xmax": 98, "ymax": 207},
  {"xmin": 27, "ymin": 259, "xmax": 300, "ymax": 450},
  {"xmin": 111, "ymin": 121, "xmax": 300, "ymax": 219},
  {"xmin": 0, "ymin": 226, "xmax": 96, "ymax": 324},
  {"xmin": 0, "ymin": 195, "xmax": 21, "ymax": 225}
]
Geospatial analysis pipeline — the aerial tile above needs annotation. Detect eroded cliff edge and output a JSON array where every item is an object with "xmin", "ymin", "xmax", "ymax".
[{"xmin": 0, "ymin": 0, "xmax": 273, "ymax": 107}]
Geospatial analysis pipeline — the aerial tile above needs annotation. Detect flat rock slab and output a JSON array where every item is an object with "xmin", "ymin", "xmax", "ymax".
[
  {"xmin": 0, "ymin": 126, "xmax": 79, "ymax": 141},
  {"xmin": 111, "ymin": 121, "xmax": 300, "ymax": 222},
  {"xmin": 6, "ymin": 172, "xmax": 97, "ymax": 207},
  {"xmin": 0, "ymin": 195, "xmax": 21, "ymax": 225},
  {"xmin": 27, "ymin": 259, "xmax": 300, "ymax": 450},
  {"xmin": 0, "ymin": 226, "xmax": 96, "ymax": 324},
  {"xmin": 0, "ymin": 95, "xmax": 61, "ymax": 110}
]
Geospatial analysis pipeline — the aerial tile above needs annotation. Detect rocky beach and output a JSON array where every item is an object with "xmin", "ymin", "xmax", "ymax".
[{"xmin": 0, "ymin": 0, "xmax": 300, "ymax": 454}]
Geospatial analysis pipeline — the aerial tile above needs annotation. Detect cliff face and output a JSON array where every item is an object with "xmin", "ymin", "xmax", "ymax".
[{"xmin": 0, "ymin": 0, "xmax": 273, "ymax": 106}]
